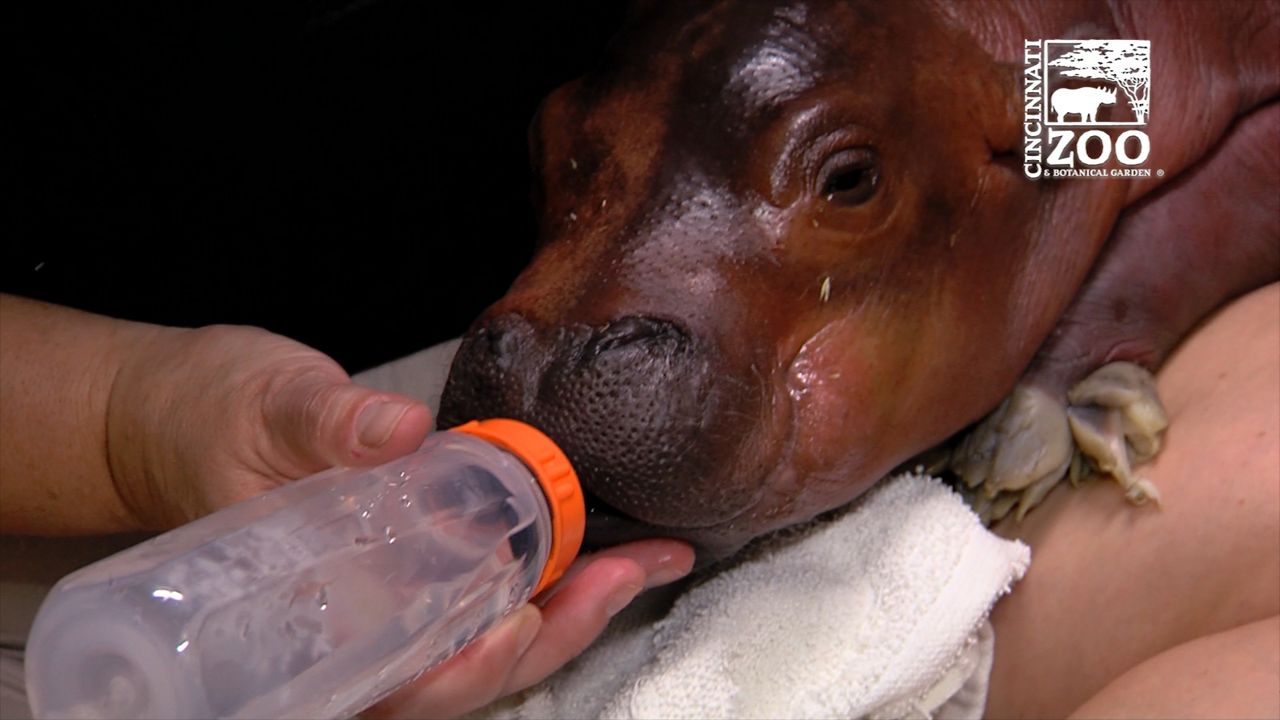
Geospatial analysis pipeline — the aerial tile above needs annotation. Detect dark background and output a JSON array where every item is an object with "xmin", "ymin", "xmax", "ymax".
[{"xmin": 6, "ymin": 1, "xmax": 628, "ymax": 373}]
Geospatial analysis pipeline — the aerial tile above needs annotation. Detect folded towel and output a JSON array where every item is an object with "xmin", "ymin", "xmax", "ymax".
[{"xmin": 473, "ymin": 473, "xmax": 1030, "ymax": 720}]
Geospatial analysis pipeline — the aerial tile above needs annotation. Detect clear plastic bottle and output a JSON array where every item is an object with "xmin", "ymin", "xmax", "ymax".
[{"xmin": 24, "ymin": 419, "xmax": 584, "ymax": 720}]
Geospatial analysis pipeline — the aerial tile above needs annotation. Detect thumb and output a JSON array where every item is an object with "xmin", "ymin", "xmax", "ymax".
[{"xmin": 262, "ymin": 371, "xmax": 433, "ymax": 473}]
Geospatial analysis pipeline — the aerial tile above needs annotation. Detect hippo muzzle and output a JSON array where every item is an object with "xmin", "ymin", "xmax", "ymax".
[{"xmin": 438, "ymin": 312, "xmax": 769, "ymax": 550}]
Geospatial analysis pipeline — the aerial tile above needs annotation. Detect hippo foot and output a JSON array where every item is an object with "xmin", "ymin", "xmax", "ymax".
[
  {"xmin": 950, "ymin": 362, "xmax": 1168, "ymax": 523},
  {"xmin": 950, "ymin": 385, "xmax": 1074, "ymax": 524},
  {"xmin": 1065, "ymin": 361, "xmax": 1169, "ymax": 507}
]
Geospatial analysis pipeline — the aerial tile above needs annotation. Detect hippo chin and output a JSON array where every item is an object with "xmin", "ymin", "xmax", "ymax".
[{"xmin": 438, "ymin": 0, "xmax": 1279, "ymax": 560}]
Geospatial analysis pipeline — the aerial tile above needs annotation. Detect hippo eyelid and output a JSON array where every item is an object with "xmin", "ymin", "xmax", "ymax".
[{"xmin": 816, "ymin": 147, "xmax": 879, "ymax": 206}]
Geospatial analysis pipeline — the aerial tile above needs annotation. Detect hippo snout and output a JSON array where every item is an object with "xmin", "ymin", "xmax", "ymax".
[{"xmin": 438, "ymin": 313, "xmax": 763, "ymax": 533}]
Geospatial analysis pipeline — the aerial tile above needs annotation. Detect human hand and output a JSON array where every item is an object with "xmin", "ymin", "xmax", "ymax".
[
  {"xmin": 106, "ymin": 322, "xmax": 695, "ymax": 718},
  {"xmin": 364, "ymin": 538, "xmax": 695, "ymax": 719},
  {"xmin": 105, "ymin": 323, "xmax": 434, "ymax": 528}
]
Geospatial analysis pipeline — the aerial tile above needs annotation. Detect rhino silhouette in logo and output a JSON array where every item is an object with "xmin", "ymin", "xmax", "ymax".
[{"xmin": 1051, "ymin": 85, "xmax": 1117, "ymax": 123}]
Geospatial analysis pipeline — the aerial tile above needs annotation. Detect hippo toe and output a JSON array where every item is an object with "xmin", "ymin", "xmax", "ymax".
[{"xmin": 950, "ymin": 362, "xmax": 1167, "ymax": 522}]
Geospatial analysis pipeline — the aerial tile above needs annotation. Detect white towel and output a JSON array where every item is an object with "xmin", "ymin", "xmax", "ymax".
[{"xmin": 472, "ymin": 473, "xmax": 1030, "ymax": 720}]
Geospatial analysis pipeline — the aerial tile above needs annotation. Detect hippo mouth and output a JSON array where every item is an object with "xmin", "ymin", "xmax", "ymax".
[
  {"xmin": 579, "ymin": 486, "xmax": 668, "ymax": 551},
  {"xmin": 576, "ymin": 485, "xmax": 760, "ymax": 562},
  {"xmin": 437, "ymin": 313, "xmax": 771, "ymax": 553}
]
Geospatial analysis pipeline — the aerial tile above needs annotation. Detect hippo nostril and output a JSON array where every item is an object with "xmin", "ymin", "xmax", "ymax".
[
  {"xmin": 591, "ymin": 315, "xmax": 689, "ymax": 353},
  {"xmin": 437, "ymin": 313, "xmax": 542, "ymax": 430},
  {"xmin": 475, "ymin": 314, "xmax": 537, "ymax": 369}
]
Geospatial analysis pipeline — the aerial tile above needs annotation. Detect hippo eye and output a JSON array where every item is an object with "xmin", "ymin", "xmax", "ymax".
[{"xmin": 818, "ymin": 148, "xmax": 878, "ymax": 206}]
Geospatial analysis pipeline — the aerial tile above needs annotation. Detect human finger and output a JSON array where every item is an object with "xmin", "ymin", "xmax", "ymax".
[
  {"xmin": 259, "ymin": 370, "xmax": 432, "ymax": 474},
  {"xmin": 362, "ymin": 604, "xmax": 542, "ymax": 720},
  {"xmin": 505, "ymin": 538, "xmax": 694, "ymax": 692}
]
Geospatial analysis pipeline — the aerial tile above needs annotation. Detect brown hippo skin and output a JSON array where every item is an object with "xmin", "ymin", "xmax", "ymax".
[{"xmin": 437, "ymin": 0, "xmax": 1279, "ymax": 560}]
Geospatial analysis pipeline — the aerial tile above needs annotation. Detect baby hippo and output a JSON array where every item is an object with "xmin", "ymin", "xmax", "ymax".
[{"xmin": 438, "ymin": 0, "xmax": 1279, "ymax": 559}]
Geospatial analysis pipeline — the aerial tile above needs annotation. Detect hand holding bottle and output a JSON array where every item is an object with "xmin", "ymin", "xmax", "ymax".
[{"xmin": 2, "ymin": 296, "xmax": 694, "ymax": 719}]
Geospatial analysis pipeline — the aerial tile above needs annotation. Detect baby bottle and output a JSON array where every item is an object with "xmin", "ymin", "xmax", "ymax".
[{"xmin": 24, "ymin": 419, "xmax": 584, "ymax": 720}]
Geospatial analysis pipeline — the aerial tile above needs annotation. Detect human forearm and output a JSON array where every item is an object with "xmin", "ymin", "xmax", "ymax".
[{"xmin": 0, "ymin": 294, "xmax": 163, "ymax": 534}]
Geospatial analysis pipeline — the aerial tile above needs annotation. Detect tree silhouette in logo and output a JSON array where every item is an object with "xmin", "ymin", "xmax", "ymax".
[{"xmin": 1048, "ymin": 40, "xmax": 1150, "ymax": 123}]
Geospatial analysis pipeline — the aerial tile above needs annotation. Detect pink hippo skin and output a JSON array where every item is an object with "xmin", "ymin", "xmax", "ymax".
[{"xmin": 437, "ymin": 0, "xmax": 1279, "ymax": 560}]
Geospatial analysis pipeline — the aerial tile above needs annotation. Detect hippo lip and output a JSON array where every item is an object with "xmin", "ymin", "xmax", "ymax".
[
  {"xmin": 579, "ymin": 486, "xmax": 748, "ymax": 564},
  {"xmin": 580, "ymin": 486, "xmax": 661, "ymax": 551},
  {"xmin": 579, "ymin": 481, "xmax": 743, "ymax": 544}
]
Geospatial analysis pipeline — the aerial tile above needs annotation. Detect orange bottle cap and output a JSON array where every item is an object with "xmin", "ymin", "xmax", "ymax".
[{"xmin": 449, "ymin": 419, "xmax": 585, "ymax": 596}]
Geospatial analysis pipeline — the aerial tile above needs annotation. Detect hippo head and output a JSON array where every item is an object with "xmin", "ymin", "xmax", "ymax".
[{"xmin": 438, "ymin": 0, "xmax": 1121, "ymax": 559}]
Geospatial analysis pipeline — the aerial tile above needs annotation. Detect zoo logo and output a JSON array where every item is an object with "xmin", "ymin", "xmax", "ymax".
[{"xmin": 1022, "ymin": 39, "xmax": 1152, "ymax": 179}]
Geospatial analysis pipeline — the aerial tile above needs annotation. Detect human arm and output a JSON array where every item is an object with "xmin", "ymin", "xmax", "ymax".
[
  {"xmin": 0, "ymin": 292, "xmax": 432, "ymax": 534},
  {"xmin": 987, "ymin": 283, "xmax": 1280, "ymax": 718}
]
